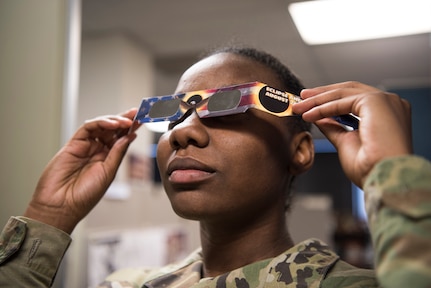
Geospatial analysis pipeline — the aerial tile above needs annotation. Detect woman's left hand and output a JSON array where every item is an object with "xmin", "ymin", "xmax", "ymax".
[{"xmin": 293, "ymin": 81, "xmax": 412, "ymax": 188}]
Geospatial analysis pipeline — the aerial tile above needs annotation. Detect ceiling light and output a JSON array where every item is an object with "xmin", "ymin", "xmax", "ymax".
[{"xmin": 288, "ymin": 0, "xmax": 431, "ymax": 45}]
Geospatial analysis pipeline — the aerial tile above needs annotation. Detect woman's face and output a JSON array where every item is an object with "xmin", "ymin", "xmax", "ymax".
[{"xmin": 156, "ymin": 53, "xmax": 308, "ymax": 224}]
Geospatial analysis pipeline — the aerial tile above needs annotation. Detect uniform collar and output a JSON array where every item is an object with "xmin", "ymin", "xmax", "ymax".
[{"xmin": 145, "ymin": 239, "xmax": 339, "ymax": 288}]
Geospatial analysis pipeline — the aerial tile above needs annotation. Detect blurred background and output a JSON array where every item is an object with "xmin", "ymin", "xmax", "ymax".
[{"xmin": 1, "ymin": 0, "xmax": 430, "ymax": 287}]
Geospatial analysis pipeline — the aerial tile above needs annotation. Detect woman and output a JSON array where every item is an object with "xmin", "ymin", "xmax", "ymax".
[{"xmin": 1, "ymin": 47, "xmax": 430, "ymax": 287}]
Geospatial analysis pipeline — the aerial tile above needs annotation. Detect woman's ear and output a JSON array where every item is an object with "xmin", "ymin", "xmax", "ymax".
[{"xmin": 288, "ymin": 131, "xmax": 314, "ymax": 175}]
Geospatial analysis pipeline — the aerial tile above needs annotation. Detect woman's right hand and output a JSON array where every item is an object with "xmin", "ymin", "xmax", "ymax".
[{"xmin": 24, "ymin": 109, "xmax": 139, "ymax": 234}]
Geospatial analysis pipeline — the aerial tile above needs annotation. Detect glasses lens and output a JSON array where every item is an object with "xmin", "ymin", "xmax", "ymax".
[
  {"xmin": 207, "ymin": 90, "xmax": 241, "ymax": 112},
  {"xmin": 149, "ymin": 98, "xmax": 181, "ymax": 118}
]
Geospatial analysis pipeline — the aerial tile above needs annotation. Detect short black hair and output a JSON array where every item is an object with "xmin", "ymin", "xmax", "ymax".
[{"xmin": 204, "ymin": 46, "xmax": 305, "ymax": 95}]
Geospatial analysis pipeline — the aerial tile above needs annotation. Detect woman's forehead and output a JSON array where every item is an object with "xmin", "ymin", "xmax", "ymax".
[{"xmin": 175, "ymin": 53, "xmax": 281, "ymax": 93}]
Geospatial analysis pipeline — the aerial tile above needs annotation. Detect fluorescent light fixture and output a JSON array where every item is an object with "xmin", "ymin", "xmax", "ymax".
[{"xmin": 288, "ymin": 0, "xmax": 431, "ymax": 45}]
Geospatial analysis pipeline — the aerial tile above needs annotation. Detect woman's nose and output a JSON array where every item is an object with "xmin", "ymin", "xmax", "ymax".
[{"xmin": 168, "ymin": 112, "xmax": 210, "ymax": 150}]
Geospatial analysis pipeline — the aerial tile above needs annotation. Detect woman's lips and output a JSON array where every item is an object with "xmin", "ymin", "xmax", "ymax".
[
  {"xmin": 167, "ymin": 157, "xmax": 215, "ymax": 184},
  {"xmin": 169, "ymin": 169, "xmax": 213, "ymax": 183}
]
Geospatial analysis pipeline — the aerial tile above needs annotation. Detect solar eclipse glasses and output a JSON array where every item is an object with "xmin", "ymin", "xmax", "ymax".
[{"xmin": 133, "ymin": 81, "xmax": 359, "ymax": 130}]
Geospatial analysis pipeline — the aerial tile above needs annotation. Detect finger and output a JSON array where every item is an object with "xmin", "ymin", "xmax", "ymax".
[
  {"xmin": 120, "ymin": 108, "xmax": 138, "ymax": 120},
  {"xmin": 89, "ymin": 108, "xmax": 137, "ymax": 121},
  {"xmin": 103, "ymin": 132, "xmax": 137, "ymax": 178},
  {"xmin": 316, "ymin": 118, "xmax": 361, "ymax": 151},
  {"xmin": 76, "ymin": 114, "xmax": 135, "ymax": 141},
  {"xmin": 300, "ymin": 81, "xmax": 380, "ymax": 99},
  {"xmin": 314, "ymin": 119, "xmax": 363, "ymax": 185},
  {"xmin": 293, "ymin": 88, "xmax": 364, "ymax": 116},
  {"xmin": 300, "ymin": 94, "xmax": 361, "ymax": 123},
  {"xmin": 85, "ymin": 108, "xmax": 137, "ymax": 129},
  {"xmin": 94, "ymin": 108, "xmax": 138, "ymax": 137},
  {"xmin": 127, "ymin": 120, "xmax": 143, "ymax": 135},
  {"xmin": 97, "ymin": 109, "xmax": 140, "ymax": 146},
  {"xmin": 294, "ymin": 82, "xmax": 380, "ymax": 115}
]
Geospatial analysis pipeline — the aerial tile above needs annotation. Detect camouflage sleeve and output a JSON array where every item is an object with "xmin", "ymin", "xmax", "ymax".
[
  {"xmin": 363, "ymin": 155, "xmax": 431, "ymax": 288},
  {"xmin": 0, "ymin": 216, "xmax": 71, "ymax": 287}
]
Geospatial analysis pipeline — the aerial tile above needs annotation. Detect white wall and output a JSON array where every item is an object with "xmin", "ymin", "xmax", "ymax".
[{"xmin": 0, "ymin": 0, "xmax": 66, "ymax": 229}]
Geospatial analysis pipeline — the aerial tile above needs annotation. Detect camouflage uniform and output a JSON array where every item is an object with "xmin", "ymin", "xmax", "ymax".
[
  {"xmin": 1, "ymin": 155, "xmax": 430, "ymax": 287},
  {"xmin": 98, "ymin": 239, "xmax": 377, "ymax": 288}
]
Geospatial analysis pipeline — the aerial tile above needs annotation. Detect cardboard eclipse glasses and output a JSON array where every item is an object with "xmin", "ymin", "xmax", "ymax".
[{"xmin": 133, "ymin": 82, "xmax": 359, "ymax": 130}]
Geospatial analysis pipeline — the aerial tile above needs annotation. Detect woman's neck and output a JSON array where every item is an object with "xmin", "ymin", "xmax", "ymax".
[{"xmin": 199, "ymin": 213, "xmax": 294, "ymax": 278}]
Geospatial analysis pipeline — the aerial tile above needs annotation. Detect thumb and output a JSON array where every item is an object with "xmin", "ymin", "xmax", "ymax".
[
  {"xmin": 315, "ymin": 119, "xmax": 362, "ymax": 183},
  {"xmin": 104, "ymin": 133, "xmax": 137, "ymax": 178}
]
